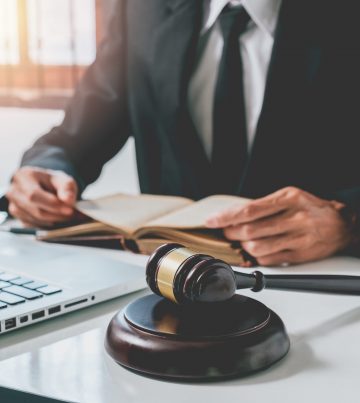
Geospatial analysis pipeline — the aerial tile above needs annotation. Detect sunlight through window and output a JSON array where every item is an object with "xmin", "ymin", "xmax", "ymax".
[
  {"xmin": 0, "ymin": 0, "xmax": 96, "ymax": 66},
  {"xmin": 0, "ymin": 0, "xmax": 20, "ymax": 64},
  {"xmin": 27, "ymin": 0, "xmax": 96, "ymax": 65}
]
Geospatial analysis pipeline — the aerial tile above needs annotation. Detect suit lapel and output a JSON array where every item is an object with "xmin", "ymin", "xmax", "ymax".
[
  {"xmin": 151, "ymin": 0, "xmax": 202, "ymax": 132},
  {"xmin": 151, "ymin": 1, "xmax": 213, "ymax": 197},
  {"xmin": 240, "ymin": 0, "xmax": 323, "ymax": 197}
]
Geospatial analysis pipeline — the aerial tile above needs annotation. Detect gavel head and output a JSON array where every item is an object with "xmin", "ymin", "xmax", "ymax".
[{"xmin": 146, "ymin": 243, "xmax": 236, "ymax": 304}]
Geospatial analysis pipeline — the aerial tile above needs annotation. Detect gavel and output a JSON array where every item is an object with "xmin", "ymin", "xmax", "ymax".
[{"xmin": 146, "ymin": 243, "xmax": 360, "ymax": 304}]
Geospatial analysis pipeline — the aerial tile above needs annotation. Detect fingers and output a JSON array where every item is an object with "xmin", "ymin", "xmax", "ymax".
[
  {"xmin": 49, "ymin": 173, "xmax": 78, "ymax": 205},
  {"xmin": 8, "ymin": 202, "xmax": 62, "ymax": 228},
  {"xmin": 223, "ymin": 208, "xmax": 318, "ymax": 241},
  {"xmin": 241, "ymin": 233, "xmax": 310, "ymax": 259},
  {"xmin": 29, "ymin": 188, "xmax": 74, "ymax": 215},
  {"xmin": 205, "ymin": 200, "xmax": 273, "ymax": 228},
  {"xmin": 223, "ymin": 211, "xmax": 294, "ymax": 241},
  {"xmin": 8, "ymin": 203, "xmax": 34, "ymax": 227},
  {"xmin": 257, "ymin": 250, "xmax": 302, "ymax": 267},
  {"xmin": 206, "ymin": 187, "xmax": 309, "ymax": 228},
  {"xmin": 6, "ymin": 167, "xmax": 78, "ymax": 228}
]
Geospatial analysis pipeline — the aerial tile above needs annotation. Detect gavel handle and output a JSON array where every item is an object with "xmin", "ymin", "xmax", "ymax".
[{"xmin": 234, "ymin": 271, "xmax": 360, "ymax": 296}]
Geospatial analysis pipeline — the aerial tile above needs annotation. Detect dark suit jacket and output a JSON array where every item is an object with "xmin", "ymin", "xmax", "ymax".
[{"xmin": 22, "ymin": 0, "xmax": 360, "ymax": 213}]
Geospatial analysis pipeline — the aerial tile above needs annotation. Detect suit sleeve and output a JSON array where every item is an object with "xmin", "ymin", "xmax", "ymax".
[{"xmin": 21, "ymin": 1, "xmax": 130, "ymax": 194}]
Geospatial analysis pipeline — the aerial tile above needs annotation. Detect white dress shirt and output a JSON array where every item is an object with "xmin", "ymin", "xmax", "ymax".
[{"xmin": 188, "ymin": 0, "xmax": 282, "ymax": 159}]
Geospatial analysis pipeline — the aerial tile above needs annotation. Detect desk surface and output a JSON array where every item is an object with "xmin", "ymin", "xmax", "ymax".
[{"xmin": 0, "ymin": 239, "xmax": 360, "ymax": 403}]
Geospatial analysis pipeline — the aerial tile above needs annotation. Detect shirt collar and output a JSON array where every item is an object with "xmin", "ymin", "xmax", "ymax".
[{"xmin": 203, "ymin": 0, "xmax": 282, "ymax": 38}]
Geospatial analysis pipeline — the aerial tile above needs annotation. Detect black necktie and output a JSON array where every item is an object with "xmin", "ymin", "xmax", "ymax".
[{"xmin": 212, "ymin": 6, "xmax": 251, "ymax": 194}]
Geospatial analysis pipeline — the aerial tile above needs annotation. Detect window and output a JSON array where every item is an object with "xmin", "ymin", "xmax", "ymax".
[
  {"xmin": 0, "ymin": 0, "xmax": 104, "ymax": 108},
  {"xmin": 27, "ymin": 0, "xmax": 96, "ymax": 66},
  {"xmin": 0, "ymin": 0, "xmax": 19, "ymax": 64}
]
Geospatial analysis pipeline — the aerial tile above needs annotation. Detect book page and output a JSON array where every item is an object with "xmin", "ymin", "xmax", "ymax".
[
  {"xmin": 76, "ymin": 193, "xmax": 193, "ymax": 234},
  {"xmin": 144, "ymin": 195, "xmax": 250, "ymax": 229}
]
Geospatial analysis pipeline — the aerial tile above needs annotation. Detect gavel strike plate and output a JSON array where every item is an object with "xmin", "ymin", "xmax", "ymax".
[{"xmin": 105, "ymin": 294, "xmax": 290, "ymax": 381}]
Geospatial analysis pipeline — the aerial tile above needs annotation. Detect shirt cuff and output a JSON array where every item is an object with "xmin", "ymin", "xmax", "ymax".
[
  {"xmin": 338, "ymin": 204, "xmax": 360, "ymax": 257},
  {"xmin": 0, "ymin": 195, "xmax": 9, "ymax": 212}
]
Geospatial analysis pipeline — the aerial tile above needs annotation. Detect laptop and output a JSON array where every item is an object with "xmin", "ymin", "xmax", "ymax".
[{"xmin": 0, "ymin": 233, "xmax": 146, "ymax": 334}]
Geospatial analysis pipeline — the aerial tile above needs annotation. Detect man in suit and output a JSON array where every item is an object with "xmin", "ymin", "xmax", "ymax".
[{"xmin": 5, "ymin": 0, "xmax": 360, "ymax": 265}]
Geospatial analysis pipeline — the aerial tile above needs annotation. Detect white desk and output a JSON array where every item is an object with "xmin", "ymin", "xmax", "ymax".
[{"xmin": 0, "ymin": 238, "xmax": 360, "ymax": 403}]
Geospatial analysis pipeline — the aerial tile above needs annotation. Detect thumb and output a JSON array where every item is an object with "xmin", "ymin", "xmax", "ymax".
[{"xmin": 50, "ymin": 173, "xmax": 78, "ymax": 206}]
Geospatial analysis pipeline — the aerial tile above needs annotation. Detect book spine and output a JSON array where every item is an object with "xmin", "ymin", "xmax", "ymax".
[{"xmin": 42, "ymin": 236, "xmax": 126, "ymax": 251}]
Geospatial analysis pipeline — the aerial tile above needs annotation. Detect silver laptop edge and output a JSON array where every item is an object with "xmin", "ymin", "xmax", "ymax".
[{"xmin": 0, "ymin": 233, "xmax": 147, "ymax": 334}]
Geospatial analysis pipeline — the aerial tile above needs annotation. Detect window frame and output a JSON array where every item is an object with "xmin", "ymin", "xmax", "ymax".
[{"xmin": 0, "ymin": 0, "xmax": 104, "ymax": 107}]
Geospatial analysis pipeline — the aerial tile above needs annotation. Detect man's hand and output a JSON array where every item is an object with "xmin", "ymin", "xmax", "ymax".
[
  {"xmin": 206, "ymin": 187, "xmax": 351, "ymax": 266},
  {"xmin": 6, "ymin": 167, "xmax": 78, "ymax": 228}
]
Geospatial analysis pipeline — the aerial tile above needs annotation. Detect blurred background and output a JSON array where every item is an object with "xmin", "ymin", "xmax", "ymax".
[
  {"xmin": 0, "ymin": 0, "xmax": 115, "ymax": 108},
  {"xmin": 0, "ymin": 0, "xmax": 139, "ymax": 198}
]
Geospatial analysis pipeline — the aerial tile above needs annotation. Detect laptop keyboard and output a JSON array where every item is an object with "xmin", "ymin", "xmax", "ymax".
[{"xmin": 0, "ymin": 272, "xmax": 62, "ymax": 309}]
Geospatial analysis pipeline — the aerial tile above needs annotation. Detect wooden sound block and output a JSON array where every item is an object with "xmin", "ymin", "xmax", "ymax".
[{"xmin": 105, "ymin": 294, "xmax": 290, "ymax": 381}]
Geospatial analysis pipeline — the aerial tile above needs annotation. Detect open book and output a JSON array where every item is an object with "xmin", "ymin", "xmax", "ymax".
[{"xmin": 37, "ymin": 193, "xmax": 255, "ymax": 266}]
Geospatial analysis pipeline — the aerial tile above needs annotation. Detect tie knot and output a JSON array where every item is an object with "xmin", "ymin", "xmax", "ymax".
[{"xmin": 218, "ymin": 6, "xmax": 251, "ymax": 41}]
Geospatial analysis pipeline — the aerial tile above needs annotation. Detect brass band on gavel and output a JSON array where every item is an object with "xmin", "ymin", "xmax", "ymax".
[{"xmin": 156, "ymin": 247, "xmax": 195, "ymax": 303}]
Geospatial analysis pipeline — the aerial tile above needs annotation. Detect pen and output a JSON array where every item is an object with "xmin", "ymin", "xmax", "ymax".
[{"xmin": 0, "ymin": 227, "xmax": 38, "ymax": 236}]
